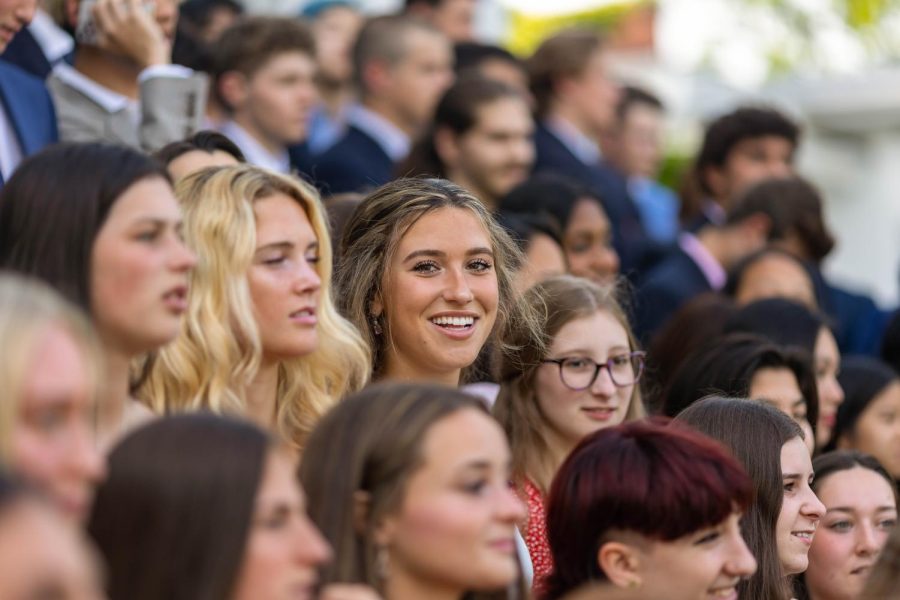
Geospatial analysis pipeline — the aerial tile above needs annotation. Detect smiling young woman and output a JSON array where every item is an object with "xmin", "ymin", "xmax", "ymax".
[{"xmin": 335, "ymin": 177, "xmax": 542, "ymax": 387}]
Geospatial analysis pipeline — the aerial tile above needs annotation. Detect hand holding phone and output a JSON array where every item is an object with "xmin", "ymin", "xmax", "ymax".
[{"xmin": 76, "ymin": 0, "xmax": 169, "ymax": 68}]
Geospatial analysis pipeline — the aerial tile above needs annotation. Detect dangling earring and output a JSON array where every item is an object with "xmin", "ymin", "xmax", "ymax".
[
  {"xmin": 370, "ymin": 314, "xmax": 383, "ymax": 336},
  {"xmin": 375, "ymin": 544, "xmax": 390, "ymax": 581}
]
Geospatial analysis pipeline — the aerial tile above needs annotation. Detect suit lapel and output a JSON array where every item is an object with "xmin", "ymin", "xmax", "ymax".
[{"xmin": 0, "ymin": 70, "xmax": 33, "ymax": 154}]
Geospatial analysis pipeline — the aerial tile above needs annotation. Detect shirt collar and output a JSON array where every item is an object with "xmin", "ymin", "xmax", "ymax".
[
  {"xmin": 347, "ymin": 104, "xmax": 410, "ymax": 162},
  {"xmin": 544, "ymin": 116, "xmax": 602, "ymax": 165},
  {"xmin": 52, "ymin": 63, "xmax": 131, "ymax": 114},
  {"xmin": 678, "ymin": 232, "xmax": 726, "ymax": 290},
  {"xmin": 219, "ymin": 121, "xmax": 291, "ymax": 174}
]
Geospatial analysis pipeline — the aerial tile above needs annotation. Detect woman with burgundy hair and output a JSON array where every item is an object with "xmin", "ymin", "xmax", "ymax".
[{"xmin": 542, "ymin": 419, "xmax": 757, "ymax": 600}]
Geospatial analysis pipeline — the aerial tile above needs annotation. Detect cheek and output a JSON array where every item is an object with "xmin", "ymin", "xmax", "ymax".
[
  {"xmin": 235, "ymin": 532, "xmax": 288, "ymax": 594},
  {"xmin": 809, "ymin": 531, "xmax": 851, "ymax": 569},
  {"xmin": 10, "ymin": 427, "xmax": 58, "ymax": 488}
]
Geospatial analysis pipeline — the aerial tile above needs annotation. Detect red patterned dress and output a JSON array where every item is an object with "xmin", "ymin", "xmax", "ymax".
[{"xmin": 521, "ymin": 477, "xmax": 553, "ymax": 589}]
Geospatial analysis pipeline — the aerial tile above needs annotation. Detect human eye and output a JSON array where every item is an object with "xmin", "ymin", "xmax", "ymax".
[
  {"xmin": 783, "ymin": 480, "xmax": 796, "ymax": 493},
  {"xmin": 135, "ymin": 227, "xmax": 162, "ymax": 242},
  {"xmin": 878, "ymin": 516, "xmax": 898, "ymax": 530},
  {"xmin": 305, "ymin": 253, "xmax": 320, "ymax": 266},
  {"xmin": 262, "ymin": 253, "xmax": 287, "ymax": 266},
  {"xmin": 468, "ymin": 258, "xmax": 493, "ymax": 273},
  {"xmin": 29, "ymin": 407, "xmax": 68, "ymax": 432},
  {"xmin": 412, "ymin": 260, "xmax": 440, "ymax": 274},
  {"xmin": 828, "ymin": 520, "xmax": 852, "ymax": 532},
  {"xmin": 563, "ymin": 357, "xmax": 593, "ymax": 371},
  {"xmin": 693, "ymin": 528, "xmax": 722, "ymax": 545},
  {"xmin": 609, "ymin": 354, "xmax": 631, "ymax": 367},
  {"xmin": 256, "ymin": 507, "xmax": 291, "ymax": 530},
  {"xmin": 461, "ymin": 479, "xmax": 488, "ymax": 496}
]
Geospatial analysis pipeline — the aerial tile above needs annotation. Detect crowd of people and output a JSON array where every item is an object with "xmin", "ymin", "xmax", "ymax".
[{"xmin": 1, "ymin": 0, "xmax": 900, "ymax": 598}]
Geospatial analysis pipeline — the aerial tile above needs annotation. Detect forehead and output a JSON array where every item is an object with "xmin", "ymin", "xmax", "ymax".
[
  {"xmin": 105, "ymin": 176, "xmax": 180, "ymax": 223},
  {"xmin": 417, "ymin": 408, "xmax": 508, "ymax": 475},
  {"xmin": 253, "ymin": 193, "xmax": 315, "ymax": 239},
  {"xmin": 817, "ymin": 467, "xmax": 896, "ymax": 507},
  {"xmin": 780, "ymin": 436, "xmax": 812, "ymax": 473},
  {"xmin": 395, "ymin": 206, "xmax": 491, "ymax": 252},
  {"xmin": 471, "ymin": 96, "xmax": 532, "ymax": 129},
  {"xmin": 552, "ymin": 309, "xmax": 629, "ymax": 351},
  {"xmin": 399, "ymin": 28, "xmax": 451, "ymax": 61}
]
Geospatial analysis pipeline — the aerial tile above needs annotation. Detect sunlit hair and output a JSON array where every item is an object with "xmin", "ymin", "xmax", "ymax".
[
  {"xmin": 140, "ymin": 165, "xmax": 370, "ymax": 448},
  {"xmin": 336, "ymin": 177, "xmax": 543, "ymax": 380},
  {"xmin": 300, "ymin": 382, "xmax": 526, "ymax": 599},
  {"xmin": 543, "ymin": 419, "xmax": 754, "ymax": 600},
  {"xmin": 494, "ymin": 274, "xmax": 645, "ymax": 493},
  {"xmin": 0, "ymin": 274, "xmax": 100, "ymax": 461}
]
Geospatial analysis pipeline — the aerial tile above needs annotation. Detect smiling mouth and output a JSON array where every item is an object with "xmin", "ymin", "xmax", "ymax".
[
  {"xmin": 791, "ymin": 531, "xmax": 814, "ymax": 543},
  {"xmin": 708, "ymin": 586, "xmax": 737, "ymax": 599},
  {"xmin": 430, "ymin": 315, "xmax": 476, "ymax": 329}
]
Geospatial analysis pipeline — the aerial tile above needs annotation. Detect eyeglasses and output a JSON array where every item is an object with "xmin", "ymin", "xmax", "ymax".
[{"xmin": 541, "ymin": 351, "xmax": 646, "ymax": 390}]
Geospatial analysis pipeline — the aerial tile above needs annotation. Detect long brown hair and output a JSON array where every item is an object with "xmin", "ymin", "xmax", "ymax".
[
  {"xmin": 676, "ymin": 396, "xmax": 803, "ymax": 600},
  {"xmin": 494, "ymin": 275, "xmax": 645, "ymax": 493},
  {"xmin": 299, "ymin": 382, "xmax": 526, "ymax": 599}
]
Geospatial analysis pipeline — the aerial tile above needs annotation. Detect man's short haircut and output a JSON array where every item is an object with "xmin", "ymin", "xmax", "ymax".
[
  {"xmin": 696, "ymin": 106, "xmax": 800, "ymax": 195},
  {"xmin": 155, "ymin": 130, "xmax": 247, "ymax": 166},
  {"xmin": 616, "ymin": 85, "xmax": 664, "ymax": 122},
  {"xmin": 454, "ymin": 41, "xmax": 524, "ymax": 77},
  {"xmin": 527, "ymin": 27, "xmax": 605, "ymax": 119},
  {"xmin": 212, "ymin": 16, "xmax": 315, "ymax": 110},
  {"xmin": 351, "ymin": 15, "xmax": 441, "ymax": 96}
]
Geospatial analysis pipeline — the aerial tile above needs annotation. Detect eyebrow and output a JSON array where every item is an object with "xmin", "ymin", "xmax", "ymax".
[
  {"xmin": 133, "ymin": 217, "xmax": 179, "ymax": 227},
  {"xmin": 256, "ymin": 240, "xmax": 319, "ymax": 253},
  {"xmin": 829, "ymin": 506, "xmax": 898, "ymax": 513},
  {"xmin": 402, "ymin": 247, "xmax": 494, "ymax": 262}
]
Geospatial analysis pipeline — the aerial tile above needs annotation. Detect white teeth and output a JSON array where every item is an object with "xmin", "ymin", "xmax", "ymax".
[
  {"xmin": 431, "ymin": 316, "xmax": 474, "ymax": 327},
  {"xmin": 793, "ymin": 532, "xmax": 812, "ymax": 540}
]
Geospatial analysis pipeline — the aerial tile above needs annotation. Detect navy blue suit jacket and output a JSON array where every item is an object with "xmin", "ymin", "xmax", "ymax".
[
  {"xmin": 0, "ymin": 61, "xmax": 58, "ymax": 183},
  {"xmin": 532, "ymin": 123, "xmax": 648, "ymax": 275},
  {"xmin": 311, "ymin": 125, "xmax": 394, "ymax": 195},
  {"xmin": 634, "ymin": 246, "xmax": 712, "ymax": 343},
  {"xmin": 0, "ymin": 28, "xmax": 52, "ymax": 79}
]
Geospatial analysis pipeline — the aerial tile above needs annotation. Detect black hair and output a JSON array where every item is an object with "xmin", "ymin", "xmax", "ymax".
[
  {"xmin": 0, "ymin": 143, "xmax": 170, "ymax": 314},
  {"xmin": 155, "ymin": 130, "xmax": 247, "ymax": 166},
  {"xmin": 663, "ymin": 333, "xmax": 819, "ymax": 439},
  {"xmin": 499, "ymin": 173, "xmax": 599, "ymax": 233},
  {"xmin": 830, "ymin": 356, "xmax": 899, "ymax": 450}
]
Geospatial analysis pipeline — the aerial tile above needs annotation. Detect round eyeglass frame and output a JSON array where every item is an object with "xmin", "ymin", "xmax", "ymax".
[{"xmin": 541, "ymin": 351, "xmax": 647, "ymax": 390}]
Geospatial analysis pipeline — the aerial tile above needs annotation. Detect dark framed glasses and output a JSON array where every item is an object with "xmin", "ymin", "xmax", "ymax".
[{"xmin": 541, "ymin": 351, "xmax": 646, "ymax": 390}]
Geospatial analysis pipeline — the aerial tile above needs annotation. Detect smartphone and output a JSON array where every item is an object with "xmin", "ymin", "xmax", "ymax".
[{"xmin": 75, "ymin": 0, "xmax": 157, "ymax": 46}]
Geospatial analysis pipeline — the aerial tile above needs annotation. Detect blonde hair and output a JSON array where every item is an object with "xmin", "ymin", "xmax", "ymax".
[
  {"xmin": 336, "ymin": 177, "xmax": 544, "ymax": 381},
  {"xmin": 140, "ymin": 166, "xmax": 370, "ymax": 448},
  {"xmin": 494, "ymin": 275, "xmax": 645, "ymax": 493},
  {"xmin": 0, "ymin": 274, "xmax": 100, "ymax": 461}
]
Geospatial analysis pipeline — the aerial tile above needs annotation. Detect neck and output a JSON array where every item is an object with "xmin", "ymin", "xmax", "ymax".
[
  {"xmin": 231, "ymin": 114, "xmax": 287, "ymax": 158},
  {"xmin": 548, "ymin": 105, "xmax": 601, "ymax": 143},
  {"xmin": 531, "ymin": 427, "xmax": 576, "ymax": 493},
  {"xmin": 448, "ymin": 170, "xmax": 496, "ymax": 212},
  {"xmin": 74, "ymin": 47, "xmax": 142, "ymax": 100},
  {"xmin": 363, "ymin": 96, "xmax": 417, "ymax": 139},
  {"xmin": 246, "ymin": 361, "xmax": 279, "ymax": 431},
  {"xmin": 695, "ymin": 226, "xmax": 729, "ymax": 268},
  {"xmin": 385, "ymin": 571, "xmax": 462, "ymax": 600},
  {"xmin": 96, "ymin": 344, "xmax": 134, "ymax": 443},
  {"xmin": 318, "ymin": 80, "xmax": 352, "ymax": 115},
  {"xmin": 381, "ymin": 355, "xmax": 460, "ymax": 388}
]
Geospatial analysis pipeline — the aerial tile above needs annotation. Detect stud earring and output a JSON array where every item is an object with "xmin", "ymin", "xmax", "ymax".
[{"xmin": 375, "ymin": 544, "xmax": 390, "ymax": 581}]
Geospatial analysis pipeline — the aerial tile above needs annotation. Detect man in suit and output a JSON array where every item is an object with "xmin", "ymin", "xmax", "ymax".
[
  {"xmin": 0, "ymin": 0, "xmax": 57, "ymax": 185},
  {"xmin": 47, "ymin": 0, "xmax": 207, "ymax": 153},
  {"xmin": 313, "ymin": 14, "xmax": 453, "ymax": 195},
  {"xmin": 526, "ymin": 27, "xmax": 648, "ymax": 275},
  {"xmin": 213, "ymin": 17, "xmax": 318, "ymax": 175},
  {"xmin": 682, "ymin": 106, "xmax": 798, "ymax": 231},
  {"xmin": 635, "ymin": 188, "xmax": 776, "ymax": 343}
]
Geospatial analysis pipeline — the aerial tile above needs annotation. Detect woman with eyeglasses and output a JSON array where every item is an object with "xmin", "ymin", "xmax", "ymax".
[{"xmin": 494, "ymin": 275, "xmax": 646, "ymax": 588}]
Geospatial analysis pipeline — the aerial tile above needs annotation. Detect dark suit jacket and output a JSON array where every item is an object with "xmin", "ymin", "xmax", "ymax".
[
  {"xmin": 532, "ymin": 123, "xmax": 649, "ymax": 276},
  {"xmin": 0, "ymin": 28, "xmax": 53, "ymax": 79},
  {"xmin": 818, "ymin": 275, "xmax": 890, "ymax": 355},
  {"xmin": 312, "ymin": 125, "xmax": 394, "ymax": 195},
  {"xmin": 0, "ymin": 61, "xmax": 58, "ymax": 183},
  {"xmin": 634, "ymin": 246, "xmax": 713, "ymax": 343}
]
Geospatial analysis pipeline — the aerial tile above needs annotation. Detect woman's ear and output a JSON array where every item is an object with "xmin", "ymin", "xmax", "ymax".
[
  {"xmin": 597, "ymin": 541, "xmax": 642, "ymax": 589},
  {"xmin": 370, "ymin": 293, "xmax": 384, "ymax": 319},
  {"xmin": 354, "ymin": 490, "xmax": 395, "ymax": 546}
]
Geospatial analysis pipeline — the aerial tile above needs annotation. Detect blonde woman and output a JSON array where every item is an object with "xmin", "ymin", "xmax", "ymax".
[
  {"xmin": 0, "ymin": 274, "xmax": 105, "ymax": 522},
  {"xmin": 494, "ymin": 275, "xmax": 646, "ymax": 587},
  {"xmin": 141, "ymin": 165, "xmax": 370, "ymax": 449}
]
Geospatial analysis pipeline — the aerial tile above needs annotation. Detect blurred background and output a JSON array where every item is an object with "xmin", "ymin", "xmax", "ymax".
[{"xmin": 245, "ymin": 0, "xmax": 900, "ymax": 307}]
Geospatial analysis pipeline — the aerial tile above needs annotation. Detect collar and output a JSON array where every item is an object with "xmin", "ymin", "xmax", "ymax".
[
  {"xmin": 678, "ymin": 232, "xmax": 726, "ymax": 290},
  {"xmin": 544, "ymin": 116, "xmax": 602, "ymax": 165},
  {"xmin": 52, "ymin": 62, "xmax": 131, "ymax": 114},
  {"xmin": 220, "ymin": 121, "xmax": 291, "ymax": 174},
  {"xmin": 347, "ymin": 103, "xmax": 410, "ymax": 162},
  {"xmin": 28, "ymin": 10, "xmax": 74, "ymax": 64}
]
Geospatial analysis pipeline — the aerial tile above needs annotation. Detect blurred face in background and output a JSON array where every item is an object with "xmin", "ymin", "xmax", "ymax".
[
  {"xmin": 611, "ymin": 102, "xmax": 664, "ymax": 179},
  {"xmin": 312, "ymin": 5, "xmax": 363, "ymax": 87},
  {"xmin": 563, "ymin": 199, "xmax": 619, "ymax": 286}
]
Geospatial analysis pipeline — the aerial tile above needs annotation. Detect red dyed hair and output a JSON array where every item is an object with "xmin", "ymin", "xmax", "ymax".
[{"xmin": 542, "ymin": 419, "xmax": 753, "ymax": 600}]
